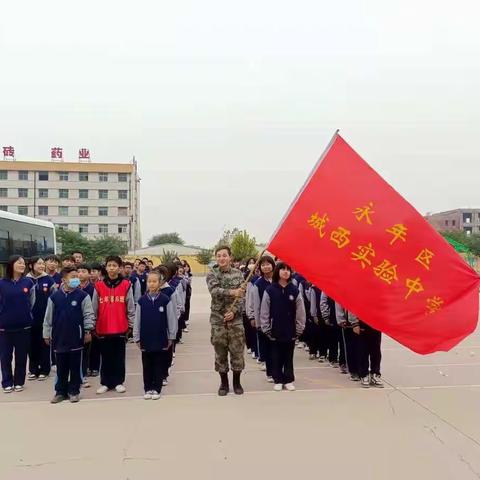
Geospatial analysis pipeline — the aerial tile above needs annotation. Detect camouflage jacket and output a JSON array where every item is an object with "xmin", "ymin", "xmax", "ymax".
[{"xmin": 206, "ymin": 266, "xmax": 245, "ymax": 325}]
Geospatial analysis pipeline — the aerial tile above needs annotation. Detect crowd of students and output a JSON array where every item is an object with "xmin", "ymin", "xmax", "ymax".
[
  {"xmin": 0, "ymin": 252, "xmax": 192, "ymax": 403},
  {"xmin": 239, "ymin": 255, "xmax": 384, "ymax": 392}
]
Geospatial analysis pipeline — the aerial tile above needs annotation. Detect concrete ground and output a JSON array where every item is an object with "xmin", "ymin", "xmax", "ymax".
[{"xmin": 1, "ymin": 277, "xmax": 479, "ymax": 479}]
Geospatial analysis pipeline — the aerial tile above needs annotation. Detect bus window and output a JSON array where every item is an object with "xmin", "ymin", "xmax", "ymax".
[
  {"xmin": 0, "ymin": 229, "xmax": 9, "ymax": 262},
  {"xmin": 12, "ymin": 232, "xmax": 32, "ymax": 258}
]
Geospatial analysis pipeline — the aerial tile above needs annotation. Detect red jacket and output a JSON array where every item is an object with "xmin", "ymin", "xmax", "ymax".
[{"xmin": 95, "ymin": 279, "xmax": 131, "ymax": 335}]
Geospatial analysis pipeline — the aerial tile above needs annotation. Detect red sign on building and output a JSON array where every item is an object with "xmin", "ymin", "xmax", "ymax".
[
  {"xmin": 51, "ymin": 147, "xmax": 63, "ymax": 160},
  {"xmin": 79, "ymin": 148, "xmax": 90, "ymax": 160},
  {"xmin": 3, "ymin": 146, "xmax": 15, "ymax": 158}
]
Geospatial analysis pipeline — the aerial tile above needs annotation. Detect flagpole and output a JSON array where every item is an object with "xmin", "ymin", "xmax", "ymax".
[{"xmin": 266, "ymin": 129, "xmax": 340, "ymax": 247}]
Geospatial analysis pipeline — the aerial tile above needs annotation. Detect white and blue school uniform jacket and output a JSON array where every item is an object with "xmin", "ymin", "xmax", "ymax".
[
  {"xmin": 245, "ymin": 274, "xmax": 260, "ymax": 320},
  {"xmin": 260, "ymin": 282, "xmax": 306, "ymax": 342},
  {"xmin": 251, "ymin": 276, "xmax": 272, "ymax": 328},
  {"xmin": 133, "ymin": 292, "xmax": 178, "ymax": 352},
  {"xmin": 27, "ymin": 273, "xmax": 56, "ymax": 328},
  {"xmin": 0, "ymin": 277, "xmax": 35, "ymax": 332},
  {"xmin": 169, "ymin": 276, "xmax": 185, "ymax": 319},
  {"xmin": 43, "ymin": 287, "xmax": 95, "ymax": 353}
]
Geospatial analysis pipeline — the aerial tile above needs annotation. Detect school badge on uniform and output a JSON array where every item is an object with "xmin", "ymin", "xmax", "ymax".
[
  {"xmin": 289, "ymin": 295, "xmax": 294, "ymax": 301},
  {"xmin": 71, "ymin": 301, "xmax": 78, "ymax": 306},
  {"xmin": 159, "ymin": 306, "xmax": 164, "ymax": 312}
]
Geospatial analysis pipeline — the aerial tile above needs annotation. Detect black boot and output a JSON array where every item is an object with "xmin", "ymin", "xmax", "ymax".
[
  {"xmin": 218, "ymin": 372, "xmax": 229, "ymax": 396},
  {"xmin": 232, "ymin": 371, "xmax": 244, "ymax": 395}
]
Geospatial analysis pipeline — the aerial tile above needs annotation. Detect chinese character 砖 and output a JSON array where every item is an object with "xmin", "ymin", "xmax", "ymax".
[
  {"xmin": 330, "ymin": 227, "xmax": 351, "ymax": 249},
  {"xmin": 426, "ymin": 296, "xmax": 444, "ymax": 314},
  {"xmin": 79, "ymin": 148, "xmax": 90, "ymax": 159},
  {"xmin": 3, "ymin": 146, "xmax": 14, "ymax": 157},
  {"xmin": 51, "ymin": 147, "xmax": 63, "ymax": 159},
  {"xmin": 351, "ymin": 242, "xmax": 376, "ymax": 269},
  {"xmin": 307, "ymin": 212, "xmax": 330, "ymax": 238},
  {"xmin": 373, "ymin": 259, "xmax": 398, "ymax": 284},
  {"xmin": 353, "ymin": 202, "xmax": 375, "ymax": 225},
  {"xmin": 405, "ymin": 277, "xmax": 424, "ymax": 300},
  {"xmin": 416, "ymin": 248, "xmax": 434, "ymax": 271},
  {"xmin": 386, "ymin": 224, "xmax": 408, "ymax": 245}
]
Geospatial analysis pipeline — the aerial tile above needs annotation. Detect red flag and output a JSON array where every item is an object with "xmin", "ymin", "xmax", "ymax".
[{"xmin": 268, "ymin": 133, "xmax": 480, "ymax": 354}]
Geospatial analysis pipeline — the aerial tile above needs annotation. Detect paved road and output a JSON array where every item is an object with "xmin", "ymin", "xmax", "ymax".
[{"xmin": 1, "ymin": 277, "xmax": 479, "ymax": 479}]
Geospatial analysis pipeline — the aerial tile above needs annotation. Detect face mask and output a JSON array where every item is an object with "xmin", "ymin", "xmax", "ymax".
[{"xmin": 68, "ymin": 278, "xmax": 81, "ymax": 289}]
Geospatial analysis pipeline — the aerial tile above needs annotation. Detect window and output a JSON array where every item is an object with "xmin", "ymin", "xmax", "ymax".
[
  {"xmin": 79, "ymin": 172, "xmax": 89, "ymax": 182},
  {"xmin": 57, "ymin": 224, "xmax": 68, "ymax": 231},
  {"xmin": 0, "ymin": 188, "xmax": 7, "ymax": 198},
  {"xmin": 445, "ymin": 220, "xmax": 449, "ymax": 226},
  {"xmin": 79, "ymin": 224, "xmax": 89, "ymax": 234},
  {"xmin": 39, "ymin": 171, "xmax": 49, "ymax": 181},
  {"xmin": 452, "ymin": 220, "xmax": 456, "ymax": 226},
  {"xmin": 18, "ymin": 206, "xmax": 28, "ymax": 216},
  {"xmin": 99, "ymin": 224, "xmax": 108, "ymax": 234},
  {"xmin": 79, "ymin": 189, "xmax": 88, "ymax": 199},
  {"xmin": 464, "ymin": 227, "xmax": 473, "ymax": 235},
  {"xmin": 118, "ymin": 190, "xmax": 128, "ymax": 200},
  {"xmin": 0, "ymin": 206, "xmax": 7, "ymax": 211},
  {"xmin": 39, "ymin": 188, "xmax": 48, "ymax": 198},
  {"xmin": 38, "ymin": 206, "xmax": 49, "ymax": 216},
  {"xmin": 59, "ymin": 206, "xmax": 69, "ymax": 216},
  {"xmin": 18, "ymin": 171, "xmax": 28, "ymax": 181},
  {"xmin": 99, "ymin": 189, "xmax": 108, "ymax": 200},
  {"xmin": 18, "ymin": 188, "xmax": 28, "ymax": 198},
  {"xmin": 463, "ymin": 213, "xmax": 472, "ymax": 224},
  {"xmin": 118, "ymin": 173, "xmax": 128, "ymax": 182},
  {"xmin": 59, "ymin": 172, "xmax": 69, "ymax": 181},
  {"xmin": 118, "ymin": 224, "xmax": 128, "ymax": 234},
  {"xmin": 0, "ymin": 171, "xmax": 7, "ymax": 180},
  {"xmin": 59, "ymin": 189, "xmax": 69, "ymax": 199},
  {"xmin": 99, "ymin": 172, "xmax": 108, "ymax": 182},
  {"xmin": 99, "ymin": 207, "xmax": 108, "ymax": 216},
  {"xmin": 79, "ymin": 207, "xmax": 88, "ymax": 216},
  {"xmin": 118, "ymin": 207, "xmax": 128, "ymax": 216}
]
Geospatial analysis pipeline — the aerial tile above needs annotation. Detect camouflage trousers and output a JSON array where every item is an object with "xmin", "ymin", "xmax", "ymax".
[{"xmin": 210, "ymin": 321, "xmax": 245, "ymax": 373}]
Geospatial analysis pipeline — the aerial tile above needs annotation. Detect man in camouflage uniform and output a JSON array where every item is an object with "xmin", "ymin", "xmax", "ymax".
[{"xmin": 206, "ymin": 245, "xmax": 246, "ymax": 396}]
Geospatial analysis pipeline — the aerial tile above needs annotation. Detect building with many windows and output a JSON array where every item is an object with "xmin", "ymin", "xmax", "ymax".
[
  {"xmin": 425, "ymin": 209, "xmax": 480, "ymax": 235},
  {"xmin": 0, "ymin": 159, "xmax": 141, "ymax": 249}
]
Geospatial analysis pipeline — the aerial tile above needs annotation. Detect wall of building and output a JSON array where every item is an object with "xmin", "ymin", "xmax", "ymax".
[{"xmin": 426, "ymin": 209, "xmax": 480, "ymax": 235}]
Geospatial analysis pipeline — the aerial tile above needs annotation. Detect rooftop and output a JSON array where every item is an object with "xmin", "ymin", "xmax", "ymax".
[{"xmin": 0, "ymin": 160, "xmax": 134, "ymax": 173}]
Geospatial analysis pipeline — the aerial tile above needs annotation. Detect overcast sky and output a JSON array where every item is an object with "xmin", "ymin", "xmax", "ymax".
[{"xmin": 1, "ymin": 1, "xmax": 479, "ymax": 247}]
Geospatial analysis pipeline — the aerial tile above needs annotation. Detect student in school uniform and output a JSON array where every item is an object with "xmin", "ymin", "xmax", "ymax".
[
  {"xmin": 135, "ymin": 261, "xmax": 148, "ymax": 296},
  {"xmin": 251, "ymin": 256, "xmax": 276, "ymax": 382},
  {"xmin": 124, "ymin": 262, "xmax": 141, "ymax": 304},
  {"xmin": 181, "ymin": 260, "xmax": 193, "ymax": 332},
  {"xmin": 292, "ymin": 272, "xmax": 310, "ymax": 352},
  {"xmin": 26, "ymin": 256, "xmax": 56, "ymax": 381},
  {"xmin": 87, "ymin": 262, "xmax": 102, "ymax": 377},
  {"xmin": 72, "ymin": 251, "xmax": 85, "ymax": 266},
  {"xmin": 61, "ymin": 255, "xmax": 76, "ymax": 269},
  {"xmin": 133, "ymin": 270, "xmax": 178, "ymax": 400},
  {"xmin": 168, "ymin": 263, "xmax": 187, "ymax": 345},
  {"xmin": 357, "ymin": 319, "xmax": 384, "ymax": 388},
  {"xmin": 45, "ymin": 254, "xmax": 61, "ymax": 288},
  {"xmin": 0, "ymin": 255, "xmax": 36, "ymax": 393},
  {"xmin": 307, "ymin": 284, "xmax": 324, "ymax": 361},
  {"xmin": 43, "ymin": 266, "xmax": 95, "ymax": 403},
  {"xmin": 319, "ymin": 293, "xmax": 347, "ymax": 374},
  {"xmin": 245, "ymin": 258, "xmax": 260, "ymax": 359},
  {"xmin": 90, "ymin": 263, "xmax": 103, "ymax": 285},
  {"xmin": 260, "ymin": 262, "xmax": 306, "ymax": 392},
  {"xmin": 92, "ymin": 256, "xmax": 135, "ymax": 394}
]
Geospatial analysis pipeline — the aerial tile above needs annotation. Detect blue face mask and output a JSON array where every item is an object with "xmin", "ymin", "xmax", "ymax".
[{"xmin": 68, "ymin": 278, "xmax": 81, "ymax": 289}]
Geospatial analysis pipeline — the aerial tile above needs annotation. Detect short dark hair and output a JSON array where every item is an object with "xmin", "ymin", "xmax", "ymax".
[
  {"xmin": 259, "ymin": 256, "xmax": 276, "ymax": 275},
  {"xmin": 77, "ymin": 263, "xmax": 91, "ymax": 273},
  {"xmin": 61, "ymin": 266, "xmax": 78, "ymax": 278},
  {"xmin": 5, "ymin": 255, "xmax": 25, "ymax": 280},
  {"xmin": 138, "ymin": 260, "xmax": 147, "ymax": 267},
  {"xmin": 90, "ymin": 262, "xmax": 102, "ymax": 271},
  {"xmin": 71, "ymin": 251, "xmax": 84, "ymax": 257},
  {"xmin": 142, "ymin": 257, "xmax": 149, "ymax": 262},
  {"xmin": 215, "ymin": 245, "xmax": 231, "ymax": 256},
  {"xmin": 62, "ymin": 255, "xmax": 76, "ymax": 263},
  {"xmin": 154, "ymin": 265, "xmax": 170, "ymax": 282},
  {"xmin": 124, "ymin": 261, "xmax": 134, "ymax": 268},
  {"xmin": 45, "ymin": 254, "xmax": 60, "ymax": 263},
  {"xmin": 272, "ymin": 262, "xmax": 293, "ymax": 283},
  {"xmin": 105, "ymin": 255, "xmax": 123, "ymax": 267},
  {"xmin": 28, "ymin": 256, "xmax": 44, "ymax": 272}
]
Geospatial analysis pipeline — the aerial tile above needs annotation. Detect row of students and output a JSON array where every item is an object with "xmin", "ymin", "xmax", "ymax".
[{"xmin": 0, "ymin": 253, "xmax": 191, "ymax": 402}]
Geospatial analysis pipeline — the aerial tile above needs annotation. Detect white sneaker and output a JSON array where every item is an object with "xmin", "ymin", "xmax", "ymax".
[
  {"xmin": 296, "ymin": 343, "xmax": 303, "ymax": 349},
  {"xmin": 267, "ymin": 376, "xmax": 274, "ymax": 383},
  {"xmin": 370, "ymin": 374, "xmax": 384, "ymax": 388},
  {"xmin": 38, "ymin": 374, "xmax": 48, "ymax": 381},
  {"xmin": 303, "ymin": 345, "xmax": 309, "ymax": 352},
  {"xmin": 183, "ymin": 328, "xmax": 189, "ymax": 333},
  {"xmin": 247, "ymin": 348, "xmax": 251, "ymax": 354},
  {"xmin": 144, "ymin": 391, "xmax": 153, "ymax": 400},
  {"xmin": 82, "ymin": 380, "xmax": 91, "ymax": 388},
  {"xmin": 3, "ymin": 386, "xmax": 13, "ymax": 394},
  {"xmin": 318, "ymin": 356, "xmax": 326, "ymax": 363},
  {"xmin": 162, "ymin": 379, "xmax": 168, "ymax": 386},
  {"xmin": 251, "ymin": 352, "xmax": 257, "ymax": 359},
  {"xmin": 27, "ymin": 373, "xmax": 37, "ymax": 381},
  {"xmin": 151, "ymin": 391, "xmax": 161, "ymax": 400},
  {"xmin": 14, "ymin": 385, "xmax": 24, "ymax": 392},
  {"xmin": 260, "ymin": 363, "xmax": 267, "ymax": 371},
  {"xmin": 309, "ymin": 354, "xmax": 316, "ymax": 360},
  {"xmin": 273, "ymin": 384, "xmax": 283, "ymax": 391},
  {"xmin": 173, "ymin": 353, "xmax": 176, "ymax": 358},
  {"xmin": 284, "ymin": 383, "xmax": 296, "ymax": 391},
  {"xmin": 115, "ymin": 384, "xmax": 126, "ymax": 393},
  {"xmin": 96, "ymin": 385, "xmax": 109, "ymax": 395}
]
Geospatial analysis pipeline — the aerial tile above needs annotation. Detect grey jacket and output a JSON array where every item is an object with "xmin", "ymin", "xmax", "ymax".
[{"xmin": 334, "ymin": 303, "xmax": 359, "ymax": 327}]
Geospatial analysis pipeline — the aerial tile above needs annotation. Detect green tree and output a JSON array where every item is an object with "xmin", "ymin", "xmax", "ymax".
[
  {"xmin": 196, "ymin": 248, "xmax": 213, "ymax": 266},
  {"xmin": 56, "ymin": 229, "xmax": 92, "ymax": 259},
  {"xmin": 160, "ymin": 249, "xmax": 179, "ymax": 264},
  {"xmin": 230, "ymin": 230, "xmax": 257, "ymax": 261},
  {"xmin": 90, "ymin": 236, "xmax": 128, "ymax": 261},
  {"xmin": 441, "ymin": 231, "xmax": 480, "ymax": 256},
  {"xmin": 148, "ymin": 233, "xmax": 185, "ymax": 246}
]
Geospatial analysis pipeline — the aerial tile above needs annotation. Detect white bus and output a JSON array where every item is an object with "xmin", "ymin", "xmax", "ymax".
[{"xmin": 0, "ymin": 211, "xmax": 56, "ymax": 275}]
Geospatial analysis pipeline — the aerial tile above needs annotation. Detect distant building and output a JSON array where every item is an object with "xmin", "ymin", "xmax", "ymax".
[
  {"xmin": 425, "ymin": 209, "xmax": 480, "ymax": 235},
  {"xmin": 0, "ymin": 159, "xmax": 141, "ymax": 249}
]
